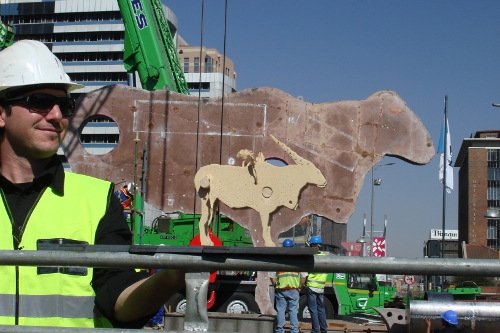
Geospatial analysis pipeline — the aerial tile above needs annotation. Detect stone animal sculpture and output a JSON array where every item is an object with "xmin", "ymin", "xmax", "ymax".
[
  {"xmin": 62, "ymin": 85, "xmax": 435, "ymax": 315},
  {"xmin": 195, "ymin": 134, "xmax": 327, "ymax": 246}
]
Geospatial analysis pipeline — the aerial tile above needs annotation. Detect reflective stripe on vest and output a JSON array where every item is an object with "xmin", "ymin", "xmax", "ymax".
[
  {"xmin": 306, "ymin": 252, "xmax": 328, "ymax": 289},
  {"xmin": 0, "ymin": 172, "xmax": 112, "ymax": 327},
  {"xmin": 0, "ymin": 294, "xmax": 94, "ymax": 318},
  {"xmin": 276, "ymin": 272, "xmax": 301, "ymax": 289}
]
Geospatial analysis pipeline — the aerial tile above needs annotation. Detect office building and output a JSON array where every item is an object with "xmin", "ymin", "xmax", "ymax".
[
  {"xmin": 455, "ymin": 130, "xmax": 500, "ymax": 257},
  {"xmin": 423, "ymin": 229, "xmax": 459, "ymax": 258}
]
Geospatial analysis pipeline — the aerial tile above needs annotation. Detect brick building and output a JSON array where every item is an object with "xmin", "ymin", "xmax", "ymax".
[{"xmin": 455, "ymin": 130, "xmax": 500, "ymax": 255}]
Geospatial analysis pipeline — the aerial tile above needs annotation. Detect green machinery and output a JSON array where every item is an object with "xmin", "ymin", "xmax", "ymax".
[
  {"xmin": 332, "ymin": 273, "xmax": 396, "ymax": 315},
  {"xmin": 0, "ymin": 15, "xmax": 15, "ymax": 50},
  {"xmin": 117, "ymin": 0, "xmax": 189, "ymax": 93},
  {"xmin": 298, "ymin": 272, "xmax": 397, "ymax": 319},
  {"xmin": 130, "ymin": 209, "xmax": 253, "ymax": 247},
  {"xmin": 412, "ymin": 283, "xmax": 482, "ymax": 301},
  {"xmin": 445, "ymin": 284, "xmax": 482, "ymax": 300}
]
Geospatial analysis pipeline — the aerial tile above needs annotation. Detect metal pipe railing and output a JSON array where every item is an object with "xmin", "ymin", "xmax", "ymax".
[{"xmin": 1, "ymin": 249, "xmax": 499, "ymax": 276}]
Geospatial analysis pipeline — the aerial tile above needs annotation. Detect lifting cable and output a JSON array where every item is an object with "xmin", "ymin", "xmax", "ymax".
[
  {"xmin": 215, "ymin": 0, "xmax": 229, "ymax": 233},
  {"xmin": 191, "ymin": 0, "xmax": 230, "ymax": 234},
  {"xmin": 192, "ymin": 0, "xmax": 205, "ymax": 232},
  {"xmin": 218, "ymin": 0, "xmax": 229, "ymax": 167}
]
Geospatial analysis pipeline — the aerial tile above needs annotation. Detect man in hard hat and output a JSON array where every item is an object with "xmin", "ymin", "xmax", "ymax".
[
  {"xmin": 269, "ymin": 238, "xmax": 307, "ymax": 333},
  {"xmin": 305, "ymin": 236, "xmax": 328, "ymax": 333},
  {"xmin": 424, "ymin": 309, "xmax": 462, "ymax": 333},
  {"xmin": 0, "ymin": 40, "xmax": 184, "ymax": 328}
]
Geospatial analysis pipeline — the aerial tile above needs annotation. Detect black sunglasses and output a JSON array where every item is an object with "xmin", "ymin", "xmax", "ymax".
[{"xmin": 3, "ymin": 93, "xmax": 75, "ymax": 117}]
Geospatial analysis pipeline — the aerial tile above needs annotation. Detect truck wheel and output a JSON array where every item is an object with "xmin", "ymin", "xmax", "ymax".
[
  {"xmin": 298, "ymin": 295, "xmax": 311, "ymax": 322},
  {"xmin": 298, "ymin": 294, "xmax": 335, "ymax": 321},
  {"xmin": 217, "ymin": 292, "xmax": 259, "ymax": 314},
  {"xmin": 323, "ymin": 297, "xmax": 335, "ymax": 319},
  {"xmin": 165, "ymin": 293, "xmax": 187, "ymax": 313}
]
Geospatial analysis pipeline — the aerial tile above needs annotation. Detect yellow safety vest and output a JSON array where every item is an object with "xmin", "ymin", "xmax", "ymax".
[
  {"xmin": 276, "ymin": 272, "xmax": 301, "ymax": 289},
  {"xmin": 306, "ymin": 252, "xmax": 328, "ymax": 289},
  {"xmin": 0, "ymin": 172, "xmax": 112, "ymax": 327}
]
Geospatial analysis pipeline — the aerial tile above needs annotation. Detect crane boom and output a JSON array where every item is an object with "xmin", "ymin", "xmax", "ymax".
[
  {"xmin": 117, "ymin": 0, "xmax": 189, "ymax": 94},
  {"xmin": 0, "ymin": 16, "xmax": 15, "ymax": 50}
]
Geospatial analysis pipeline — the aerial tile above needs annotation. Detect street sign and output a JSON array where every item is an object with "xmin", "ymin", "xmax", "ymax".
[
  {"xmin": 404, "ymin": 275, "xmax": 416, "ymax": 285},
  {"xmin": 372, "ymin": 237, "xmax": 386, "ymax": 257}
]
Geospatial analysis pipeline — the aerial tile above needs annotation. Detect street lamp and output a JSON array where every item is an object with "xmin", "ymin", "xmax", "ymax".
[
  {"xmin": 370, "ymin": 162, "xmax": 395, "ymax": 256},
  {"xmin": 485, "ymin": 208, "xmax": 500, "ymax": 219},
  {"xmin": 493, "ymin": 103, "xmax": 500, "ymax": 107},
  {"xmin": 356, "ymin": 236, "xmax": 367, "ymax": 257}
]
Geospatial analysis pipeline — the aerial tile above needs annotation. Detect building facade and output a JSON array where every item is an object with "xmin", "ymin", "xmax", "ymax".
[
  {"xmin": 178, "ymin": 35, "xmax": 236, "ymax": 98},
  {"xmin": 455, "ymin": 130, "xmax": 500, "ymax": 253}
]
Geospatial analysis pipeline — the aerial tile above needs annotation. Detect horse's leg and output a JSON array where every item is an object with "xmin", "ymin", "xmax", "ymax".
[
  {"xmin": 199, "ymin": 197, "xmax": 214, "ymax": 246},
  {"xmin": 259, "ymin": 211, "xmax": 275, "ymax": 247}
]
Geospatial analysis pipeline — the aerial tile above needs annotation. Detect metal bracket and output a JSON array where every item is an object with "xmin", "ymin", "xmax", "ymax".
[{"xmin": 184, "ymin": 271, "xmax": 210, "ymax": 331}]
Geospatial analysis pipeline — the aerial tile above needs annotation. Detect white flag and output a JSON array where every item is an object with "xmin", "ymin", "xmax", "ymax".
[{"xmin": 437, "ymin": 116, "xmax": 453, "ymax": 193}]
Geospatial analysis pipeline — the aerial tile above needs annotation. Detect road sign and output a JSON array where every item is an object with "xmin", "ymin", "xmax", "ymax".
[{"xmin": 404, "ymin": 275, "xmax": 416, "ymax": 285}]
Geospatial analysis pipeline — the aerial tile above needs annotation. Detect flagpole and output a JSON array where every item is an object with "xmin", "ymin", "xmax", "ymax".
[{"xmin": 441, "ymin": 95, "xmax": 448, "ymax": 290}]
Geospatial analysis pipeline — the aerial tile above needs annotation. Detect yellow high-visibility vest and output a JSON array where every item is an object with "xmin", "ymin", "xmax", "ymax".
[
  {"xmin": 0, "ymin": 172, "xmax": 113, "ymax": 327},
  {"xmin": 306, "ymin": 252, "xmax": 328, "ymax": 289},
  {"xmin": 276, "ymin": 271, "xmax": 301, "ymax": 289}
]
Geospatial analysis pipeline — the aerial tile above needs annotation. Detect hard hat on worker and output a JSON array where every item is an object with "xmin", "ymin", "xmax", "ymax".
[
  {"xmin": 441, "ymin": 309, "xmax": 458, "ymax": 325},
  {"xmin": 282, "ymin": 238, "xmax": 294, "ymax": 247},
  {"xmin": 309, "ymin": 235, "xmax": 322, "ymax": 245},
  {"xmin": 0, "ymin": 40, "xmax": 83, "ymax": 98}
]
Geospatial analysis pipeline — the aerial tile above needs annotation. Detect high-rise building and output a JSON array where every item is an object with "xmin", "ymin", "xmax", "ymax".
[
  {"xmin": 1, "ymin": 0, "xmax": 236, "ymax": 97},
  {"xmin": 1, "ymin": 0, "xmax": 237, "ymax": 157},
  {"xmin": 455, "ymin": 130, "xmax": 500, "ymax": 257}
]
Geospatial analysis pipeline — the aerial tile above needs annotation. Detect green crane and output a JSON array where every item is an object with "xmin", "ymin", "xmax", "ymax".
[
  {"xmin": 117, "ymin": 0, "xmax": 189, "ymax": 94},
  {"xmin": 0, "ymin": 15, "xmax": 15, "ymax": 50}
]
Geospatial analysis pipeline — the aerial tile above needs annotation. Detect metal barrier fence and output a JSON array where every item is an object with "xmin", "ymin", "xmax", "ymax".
[
  {"xmin": 1, "ymin": 246, "xmax": 499, "ymax": 332},
  {"xmin": 1, "ymin": 246, "xmax": 500, "ymax": 276}
]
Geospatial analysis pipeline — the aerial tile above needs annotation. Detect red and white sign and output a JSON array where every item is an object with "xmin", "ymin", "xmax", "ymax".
[
  {"xmin": 372, "ymin": 237, "xmax": 386, "ymax": 257},
  {"xmin": 404, "ymin": 275, "xmax": 416, "ymax": 285}
]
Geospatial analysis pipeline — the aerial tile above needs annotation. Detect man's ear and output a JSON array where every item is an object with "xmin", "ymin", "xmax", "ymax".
[{"xmin": 0, "ymin": 106, "xmax": 6, "ymax": 129}]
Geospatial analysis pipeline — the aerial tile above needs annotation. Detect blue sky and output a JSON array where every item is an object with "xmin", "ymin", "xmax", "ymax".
[{"xmin": 164, "ymin": 1, "xmax": 500, "ymax": 258}]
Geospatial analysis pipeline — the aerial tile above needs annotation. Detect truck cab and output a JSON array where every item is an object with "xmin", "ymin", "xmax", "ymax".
[{"xmin": 299, "ymin": 272, "xmax": 396, "ymax": 320}]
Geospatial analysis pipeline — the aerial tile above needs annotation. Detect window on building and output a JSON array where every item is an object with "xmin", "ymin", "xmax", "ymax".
[
  {"xmin": 488, "ymin": 149, "xmax": 500, "ymax": 165},
  {"xmin": 183, "ymin": 58, "xmax": 189, "ymax": 73},
  {"xmin": 187, "ymin": 82, "xmax": 210, "ymax": 90},
  {"xmin": 194, "ymin": 57, "xmax": 200, "ymax": 73},
  {"xmin": 205, "ymin": 56, "xmax": 212, "ymax": 73},
  {"xmin": 487, "ymin": 149, "xmax": 500, "ymax": 208},
  {"xmin": 225, "ymin": 68, "xmax": 230, "ymax": 76},
  {"xmin": 487, "ymin": 219, "xmax": 499, "ymax": 251},
  {"xmin": 488, "ymin": 220, "xmax": 498, "ymax": 239}
]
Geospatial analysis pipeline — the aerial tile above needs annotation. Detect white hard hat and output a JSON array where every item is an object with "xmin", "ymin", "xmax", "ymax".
[{"xmin": 0, "ymin": 40, "xmax": 83, "ymax": 98}]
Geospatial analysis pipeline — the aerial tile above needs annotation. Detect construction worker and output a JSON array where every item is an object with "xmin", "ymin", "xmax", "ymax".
[
  {"xmin": 424, "ymin": 309, "xmax": 462, "ymax": 333},
  {"xmin": 269, "ymin": 238, "xmax": 307, "ymax": 333},
  {"xmin": 305, "ymin": 236, "xmax": 328, "ymax": 333},
  {"xmin": 0, "ymin": 40, "xmax": 184, "ymax": 328}
]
